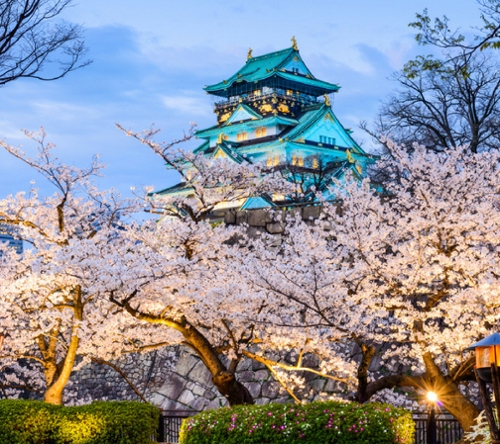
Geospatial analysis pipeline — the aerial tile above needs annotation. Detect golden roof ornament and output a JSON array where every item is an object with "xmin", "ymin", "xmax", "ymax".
[
  {"xmin": 217, "ymin": 133, "xmax": 223, "ymax": 144},
  {"xmin": 291, "ymin": 36, "xmax": 298, "ymax": 51},
  {"xmin": 247, "ymin": 48, "xmax": 253, "ymax": 60},
  {"xmin": 323, "ymin": 94, "xmax": 331, "ymax": 107},
  {"xmin": 346, "ymin": 149, "xmax": 355, "ymax": 163}
]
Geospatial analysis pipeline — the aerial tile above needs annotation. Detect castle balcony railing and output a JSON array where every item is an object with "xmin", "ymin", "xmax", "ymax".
[{"xmin": 213, "ymin": 89, "xmax": 319, "ymax": 113}]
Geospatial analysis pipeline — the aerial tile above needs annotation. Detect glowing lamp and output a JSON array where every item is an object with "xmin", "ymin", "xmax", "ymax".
[
  {"xmin": 426, "ymin": 391, "xmax": 438, "ymax": 403},
  {"xmin": 466, "ymin": 333, "xmax": 500, "ymax": 382}
]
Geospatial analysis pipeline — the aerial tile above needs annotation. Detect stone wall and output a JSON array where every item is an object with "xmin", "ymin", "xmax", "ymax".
[
  {"xmin": 224, "ymin": 205, "xmax": 323, "ymax": 233},
  {"xmin": 67, "ymin": 347, "xmax": 340, "ymax": 411}
]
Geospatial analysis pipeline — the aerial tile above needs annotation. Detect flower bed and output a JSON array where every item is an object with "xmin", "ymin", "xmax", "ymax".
[{"xmin": 179, "ymin": 400, "xmax": 414, "ymax": 444}]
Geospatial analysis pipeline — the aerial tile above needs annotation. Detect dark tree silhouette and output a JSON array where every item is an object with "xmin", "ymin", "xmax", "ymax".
[
  {"xmin": 0, "ymin": 0, "xmax": 90, "ymax": 86},
  {"xmin": 373, "ymin": 52, "xmax": 500, "ymax": 154}
]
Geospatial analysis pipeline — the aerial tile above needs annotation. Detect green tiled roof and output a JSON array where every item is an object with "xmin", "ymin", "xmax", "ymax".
[
  {"xmin": 154, "ymin": 181, "xmax": 192, "ymax": 196},
  {"xmin": 239, "ymin": 195, "xmax": 276, "ymax": 210},
  {"xmin": 277, "ymin": 72, "xmax": 340, "ymax": 92},
  {"xmin": 213, "ymin": 142, "xmax": 247, "ymax": 164},
  {"xmin": 205, "ymin": 47, "xmax": 339, "ymax": 96}
]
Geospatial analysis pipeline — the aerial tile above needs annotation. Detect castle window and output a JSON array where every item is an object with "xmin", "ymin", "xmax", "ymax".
[
  {"xmin": 286, "ymin": 89, "xmax": 293, "ymax": 96},
  {"xmin": 237, "ymin": 132, "xmax": 248, "ymax": 141},
  {"xmin": 292, "ymin": 155, "xmax": 303, "ymax": 166},
  {"xmin": 253, "ymin": 89, "xmax": 261, "ymax": 96},
  {"xmin": 267, "ymin": 157, "xmax": 273, "ymax": 167},
  {"xmin": 319, "ymin": 135, "xmax": 335, "ymax": 145},
  {"xmin": 273, "ymin": 155, "xmax": 279, "ymax": 166},
  {"xmin": 256, "ymin": 127, "xmax": 267, "ymax": 138},
  {"xmin": 312, "ymin": 157, "xmax": 319, "ymax": 169}
]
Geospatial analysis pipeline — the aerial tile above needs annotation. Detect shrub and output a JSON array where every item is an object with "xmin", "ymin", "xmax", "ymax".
[
  {"xmin": 0, "ymin": 400, "xmax": 160, "ymax": 444},
  {"xmin": 179, "ymin": 400, "xmax": 414, "ymax": 444}
]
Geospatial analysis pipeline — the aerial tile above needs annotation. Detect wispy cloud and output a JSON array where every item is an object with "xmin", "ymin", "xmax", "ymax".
[
  {"xmin": 31, "ymin": 101, "xmax": 101, "ymax": 121},
  {"xmin": 161, "ymin": 95, "xmax": 212, "ymax": 116}
]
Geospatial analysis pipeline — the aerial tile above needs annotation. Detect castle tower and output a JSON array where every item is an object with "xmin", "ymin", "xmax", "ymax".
[{"xmin": 156, "ymin": 40, "xmax": 375, "ymax": 212}]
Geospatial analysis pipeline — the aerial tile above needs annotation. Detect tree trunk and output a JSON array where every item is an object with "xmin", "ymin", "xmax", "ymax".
[
  {"xmin": 113, "ymin": 295, "xmax": 256, "ymax": 406},
  {"xmin": 44, "ymin": 384, "xmax": 64, "ymax": 405},
  {"xmin": 212, "ymin": 369, "xmax": 253, "ymax": 405},
  {"xmin": 356, "ymin": 347, "xmax": 479, "ymax": 433},
  {"xmin": 422, "ymin": 352, "xmax": 479, "ymax": 432},
  {"xmin": 43, "ymin": 332, "xmax": 80, "ymax": 405},
  {"xmin": 43, "ymin": 287, "xmax": 83, "ymax": 405},
  {"xmin": 181, "ymin": 324, "xmax": 254, "ymax": 406}
]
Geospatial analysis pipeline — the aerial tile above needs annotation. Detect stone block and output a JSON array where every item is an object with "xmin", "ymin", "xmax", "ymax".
[
  {"xmin": 207, "ymin": 397, "xmax": 227, "ymax": 410},
  {"xmin": 178, "ymin": 389, "xmax": 195, "ymax": 405},
  {"xmin": 191, "ymin": 397, "xmax": 209, "ymax": 411},
  {"xmin": 255, "ymin": 397, "xmax": 270, "ymax": 405},
  {"xmin": 323, "ymin": 379, "xmax": 341, "ymax": 392},
  {"xmin": 246, "ymin": 226, "xmax": 262, "ymax": 238},
  {"xmin": 266, "ymin": 222, "xmax": 284, "ymax": 234},
  {"xmin": 188, "ymin": 361, "xmax": 213, "ymax": 387},
  {"xmin": 369, "ymin": 355, "xmax": 382, "ymax": 372},
  {"xmin": 224, "ymin": 211, "xmax": 236, "ymax": 224},
  {"xmin": 203, "ymin": 390, "xmax": 217, "ymax": 400},
  {"xmin": 247, "ymin": 209, "xmax": 268, "ymax": 227},
  {"xmin": 254, "ymin": 370, "xmax": 269, "ymax": 381},
  {"xmin": 267, "ymin": 233, "xmax": 282, "ymax": 247},
  {"xmin": 261, "ymin": 381, "xmax": 280, "ymax": 399},
  {"xmin": 237, "ymin": 359, "xmax": 253, "ymax": 371},
  {"xmin": 252, "ymin": 360, "xmax": 266, "ymax": 371},
  {"xmin": 304, "ymin": 371, "xmax": 317, "ymax": 382},
  {"xmin": 238, "ymin": 371, "xmax": 254, "ymax": 382},
  {"xmin": 307, "ymin": 379, "xmax": 326, "ymax": 392},
  {"xmin": 191, "ymin": 384, "xmax": 206, "ymax": 396},
  {"xmin": 302, "ymin": 205, "xmax": 321, "ymax": 220},
  {"xmin": 236, "ymin": 212, "xmax": 248, "ymax": 224},
  {"xmin": 160, "ymin": 398, "xmax": 186, "ymax": 411},
  {"xmin": 302, "ymin": 354, "xmax": 319, "ymax": 367},
  {"xmin": 155, "ymin": 373, "xmax": 186, "ymax": 400},
  {"xmin": 175, "ymin": 351, "xmax": 199, "ymax": 376},
  {"xmin": 147, "ymin": 392, "xmax": 166, "ymax": 407},
  {"xmin": 288, "ymin": 208, "xmax": 302, "ymax": 221},
  {"xmin": 247, "ymin": 382, "xmax": 261, "ymax": 398}
]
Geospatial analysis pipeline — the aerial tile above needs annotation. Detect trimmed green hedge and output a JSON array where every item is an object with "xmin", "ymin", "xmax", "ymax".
[
  {"xmin": 0, "ymin": 400, "xmax": 160, "ymax": 444},
  {"xmin": 179, "ymin": 401, "xmax": 414, "ymax": 444}
]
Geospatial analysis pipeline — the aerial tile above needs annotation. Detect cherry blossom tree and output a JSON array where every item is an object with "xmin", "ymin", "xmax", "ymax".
[
  {"xmin": 105, "ymin": 125, "xmax": 326, "ymax": 406},
  {"xmin": 240, "ymin": 142, "xmax": 500, "ymax": 431},
  {"xmin": 117, "ymin": 124, "xmax": 292, "ymax": 221},
  {"xmin": 0, "ymin": 125, "xmax": 309, "ymax": 407},
  {"xmin": 0, "ymin": 130, "xmax": 169, "ymax": 405}
]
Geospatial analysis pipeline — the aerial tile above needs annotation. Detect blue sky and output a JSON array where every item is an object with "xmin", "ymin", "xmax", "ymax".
[{"xmin": 0, "ymin": 0, "xmax": 483, "ymax": 198}]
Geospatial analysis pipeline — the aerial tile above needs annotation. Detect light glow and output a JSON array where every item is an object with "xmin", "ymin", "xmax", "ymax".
[{"xmin": 427, "ymin": 391, "xmax": 438, "ymax": 403}]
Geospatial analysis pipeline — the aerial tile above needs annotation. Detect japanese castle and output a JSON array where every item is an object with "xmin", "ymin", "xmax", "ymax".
[{"xmin": 156, "ymin": 39, "xmax": 374, "ymax": 213}]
